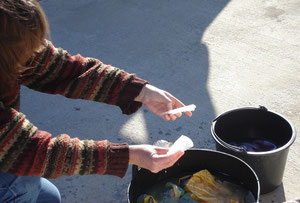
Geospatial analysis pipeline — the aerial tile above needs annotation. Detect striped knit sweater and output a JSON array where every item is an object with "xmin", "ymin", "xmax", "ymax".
[{"xmin": 0, "ymin": 40, "xmax": 148, "ymax": 178}]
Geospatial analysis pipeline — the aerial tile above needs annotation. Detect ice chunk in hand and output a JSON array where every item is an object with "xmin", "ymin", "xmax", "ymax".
[
  {"xmin": 153, "ymin": 140, "xmax": 172, "ymax": 148},
  {"xmin": 168, "ymin": 135, "xmax": 194, "ymax": 154},
  {"xmin": 162, "ymin": 104, "xmax": 196, "ymax": 115}
]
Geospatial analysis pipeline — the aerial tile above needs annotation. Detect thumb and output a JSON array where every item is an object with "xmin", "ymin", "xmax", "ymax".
[
  {"xmin": 165, "ymin": 150, "xmax": 185, "ymax": 167},
  {"xmin": 154, "ymin": 147, "xmax": 169, "ymax": 155},
  {"xmin": 158, "ymin": 149, "xmax": 184, "ymax": 159},
  {"xmin": 166, "ymin": 100, "xmax": 173, "ymax": 111}
]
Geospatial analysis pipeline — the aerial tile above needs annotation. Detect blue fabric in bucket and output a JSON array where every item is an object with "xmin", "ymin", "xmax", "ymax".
[{"xmin": 229, "ymin": 139, "xmax": 277, "ymax": 152}]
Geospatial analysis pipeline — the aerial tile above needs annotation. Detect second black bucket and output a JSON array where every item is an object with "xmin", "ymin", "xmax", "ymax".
[
  {"xmin": 128, "ymin": 149, "xmax": 260, "ymax": 202},
  {"xmin": 211, "ymin": 106, "xmax": 296, "ymax": 194}
]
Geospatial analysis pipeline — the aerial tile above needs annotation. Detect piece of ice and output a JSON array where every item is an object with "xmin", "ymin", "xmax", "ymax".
[
  {"xmin": 154, "ymin": 140, "xmax": 172, "ymax": 148},
  {"xmin": 162, "ymin": 104, "xmax": 196, "ymax": 115},
  {"xmin": 168, "ymin": 135, "xmax": 194, "ymax": 153}
]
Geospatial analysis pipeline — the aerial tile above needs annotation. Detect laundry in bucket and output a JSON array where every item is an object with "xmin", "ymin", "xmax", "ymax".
[
  {"xmin": 229, "ymin": 138, "xmax": 277, "ymax": 152},
  {"xmin": 137, "ymin": 169, "xmax": 255, "ymax": 203},
  {"xmin": 164, "ymin": 182, "xmax": 185, "ymax": 198},
  {"xmin": 137, "ymin": 178, "xmax": 196, "ymax": 203},
  {"xmin": 184, "ymin": 170, "xmax": 254, "ymax": 203}
]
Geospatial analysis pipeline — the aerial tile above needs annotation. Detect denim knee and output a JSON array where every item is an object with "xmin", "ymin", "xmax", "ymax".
[
  {"xmin": 0, "ymin": 172, "xmax": 61, "ymax": 203},
  {"xmin": 37, "ymin": 178, "xmax": 61, "ymax": 203},
  {"xmin": 0, "ymin": 172, "xmax": 41, "ymax": 202}
]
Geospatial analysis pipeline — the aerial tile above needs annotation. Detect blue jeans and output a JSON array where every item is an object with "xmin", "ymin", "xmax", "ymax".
[{"xmin": 0, "ymin": 171, "xmax": 61, "ymax": 203}]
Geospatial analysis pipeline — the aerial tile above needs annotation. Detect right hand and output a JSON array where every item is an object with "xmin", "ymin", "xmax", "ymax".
[
  {"xmin": 134, "ymin": 84, "xmax": 193, "ymax": 120},
  {"xmin": 128, "ymin": 144, "xmax": 184, "ymax": 173}
]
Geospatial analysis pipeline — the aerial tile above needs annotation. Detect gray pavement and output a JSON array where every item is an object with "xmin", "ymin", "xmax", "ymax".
[{"xmin": 21, "ymin": 0, "xmax": 300, "ymax": 202}]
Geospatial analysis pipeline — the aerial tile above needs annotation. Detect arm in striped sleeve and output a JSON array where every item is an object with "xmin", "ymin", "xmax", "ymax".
[
  {"xmin": 0, "ymin": 107, "xmax": 129, "ymax": 178},
  {"xmin": 20, "ymin": 40, "xmax": 149, "ymax": 115}
]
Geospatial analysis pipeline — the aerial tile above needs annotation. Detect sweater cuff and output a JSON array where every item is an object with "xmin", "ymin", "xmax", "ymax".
[
  {"xmin": 116, "ymin": 75, "xmax": 149, "ymax": 115},
  {"xmin": 105, "ymin": 142, "xmax": 129, "ymax": 178}
]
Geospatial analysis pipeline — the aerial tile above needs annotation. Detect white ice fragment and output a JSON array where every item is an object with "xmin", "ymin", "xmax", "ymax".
[
  {"xmin": 153, "ymin": 140, "xmax": 172, "ymax": 148},
  {"xmin": 168, "ymin": 135, "xmax": 194, "ymax": 153},
  {"xmin": 162, "ymin": 104, "xmax": 196, "ymax": 115}
]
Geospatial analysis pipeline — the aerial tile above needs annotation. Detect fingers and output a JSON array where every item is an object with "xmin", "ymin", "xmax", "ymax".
[
  {"xmin": 164, "ymin": 100, "xmax": 175, "ymax": 120},
  {"xmin": 162, "ymin": 113, "xmax": 181, "ymax": 121},
  {"xmin": 163, "ymin": 115, "xmax": 170, "ymax": 120},
  {"xmin": 162, "ymin": 114, "xmax": 177, "ymax": 121},
  {"xmin": 141, "ymin": 85, "xmax": 193, "ymax": 121},
  {"xmin": 129, "ymin": 145, "xmax": 184, "ymax": 173},
  {"xmin": 168, "ymin": 114, "xmax": 177, "ymax": 120},
  {"xmin": 154, "ymin": 147, "xmax": 169, "ymax": 155},
  {"xmin": 163, "ymin": 91, "xmax": 192, "ymax": 120},
  {"xmin": 184, "ymin": 111, "xmax": 193, "ymax": 117},
  {"xmin": 175, "ymin": 112, "xmax": 183, "ymax": 118},
  {"xmin": 165, "ymin": 92, "xmax": 185, "ymax": 109},
  {"xmin": 168, "ymin": 150, "xmax": 184, "ymax": 165},
  {"xmin": 151, "ymin": 150, "xmax": 184, "ymax": 172},
  {"xmin": 155, "ymin": 149, "xmax": 184, "ymax": 164}
]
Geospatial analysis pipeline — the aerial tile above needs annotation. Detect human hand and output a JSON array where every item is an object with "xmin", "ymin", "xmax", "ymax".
[
  {"xmin": 134, "ymin": 84, "xmax": 193, "ymax": 120},
  {"xmin": 128, "ymin": 144, "xmax": 184, "ymax": 173}
]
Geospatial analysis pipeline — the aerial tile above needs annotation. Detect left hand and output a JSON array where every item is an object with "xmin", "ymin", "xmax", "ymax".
[
  {"xmin": 134, "ymin": 84, "xmax": 192, "ymax": 120},
  {"xmin": 128, "ymin": 144, "xmax": 184, "ymax": 173}
]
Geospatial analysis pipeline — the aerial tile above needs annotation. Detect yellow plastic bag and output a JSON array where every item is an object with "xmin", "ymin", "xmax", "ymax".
[{"xmin": 184, "ymin": 170, "xmax": 243, "ymax": 203}]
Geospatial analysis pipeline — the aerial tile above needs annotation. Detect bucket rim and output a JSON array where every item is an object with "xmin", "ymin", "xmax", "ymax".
[
  {"xmin": 127, "ymin": 148, "xmax": 260, "ymax": 203},
  {"xmin": 211, "ymin": 106, "xmax": 296, "ymax": 156}
]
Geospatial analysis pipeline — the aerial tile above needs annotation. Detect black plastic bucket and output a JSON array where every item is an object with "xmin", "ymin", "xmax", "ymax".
[
  {"xmin": 128, "ymin": 149, "xmax": 260, "ymax": 202},
  {"xmin": 211, "ymin": 106, "xmax": 296, "ymax": 194}
]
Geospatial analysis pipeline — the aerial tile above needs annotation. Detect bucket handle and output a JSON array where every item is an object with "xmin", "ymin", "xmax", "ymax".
[
  {"xmin": 132, "ymin": 165, "xmax": 139, "ymax": 180},
  {"xmin": 215, "ymin": 136, "xmax": 248, "ymax": 154},
  {"xmin": 259, "ymin": 105, "xmax": 268, "ymax": 111},
  {"xmin": 213, "ymin": 105, "xmax": 268, "ymax": 122},
  {"xmin": 212, "ymin": 105, "xmax": 268, "ymax": 154}
]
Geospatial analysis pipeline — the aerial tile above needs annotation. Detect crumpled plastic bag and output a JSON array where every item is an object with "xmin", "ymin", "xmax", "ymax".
[
  {"xmin": 184, "ymin": 170, "xmax": 244, "ymax": 203},
  {"xmin": 137, "ymin": 194, "xmax": 157, "ymax": 203},
  {"xmin": 137, "ymin": 180, "xmax": 196, "ymax": 203},
  {"xmin": 164, "ymin": 182, "xmax": 185, "ymax": 199}
]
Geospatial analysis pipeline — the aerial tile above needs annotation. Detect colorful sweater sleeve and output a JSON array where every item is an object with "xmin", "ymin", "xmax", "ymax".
[
  {"xmin": 0, "ymin": 106, "xmax": 129, "ymax": 178},
  {"xmin": 0, "ymin": 40, "xmax": 148, "ymax": 179},
  {"xmin": 20, "ymin": 40, "xmax": 149, "ymax": 114}
]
